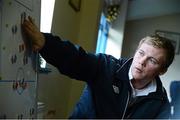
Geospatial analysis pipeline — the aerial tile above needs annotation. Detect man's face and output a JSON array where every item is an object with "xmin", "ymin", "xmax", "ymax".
[{"xmin": 131, "ymin": 42, "xmax": 167, "ymax": 81}]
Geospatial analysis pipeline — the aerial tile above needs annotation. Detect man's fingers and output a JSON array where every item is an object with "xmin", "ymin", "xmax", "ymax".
[
  {"xmin": 28, "ymin": 16, "xmax": 36, "ymax": 25},
  {"xmin": 22, "ymin": 16, "xmax": 45, "ymax": 52},
  {"xmin": 23, "ymin": 21, "xmax": 34, "ymax": 35},
  {"xmin": 23, "ymin": 19, "xmax": 39, "ymax": 36}
]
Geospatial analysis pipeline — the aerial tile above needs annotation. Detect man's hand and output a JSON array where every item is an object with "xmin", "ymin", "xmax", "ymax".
[{"xmin": 22, "ymin": 16, "xmax": 45, "ymax": 52}]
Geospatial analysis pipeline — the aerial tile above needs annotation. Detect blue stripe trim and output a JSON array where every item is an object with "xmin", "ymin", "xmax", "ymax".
[{"xmin": 0, "ymin": 80, "xmax": 35, "ymax": 82}]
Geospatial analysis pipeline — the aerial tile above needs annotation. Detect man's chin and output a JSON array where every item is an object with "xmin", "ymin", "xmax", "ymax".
[{"xmin": 132, "ymin": 74, "xmax": 144, "ymax": 80}]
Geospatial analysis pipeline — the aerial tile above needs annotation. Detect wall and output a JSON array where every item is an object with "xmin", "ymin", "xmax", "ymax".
[
  {"xmin": 122, "ymin": 13, "xmax": 180, "ymax": 99},
  {"xmin": 105, "ymin": 0, "xmax": 128, "ymax": 58},
  {"xmin": 67, "ymin": 0, "xmax": 102, "ymax": 115},
  {"xmin": 38, "ymin": 0, "xmax": 102, "ymax": 118},
  {"xmin": 127, "ymin": 0, "xmax": 180, "ymax": 20}
]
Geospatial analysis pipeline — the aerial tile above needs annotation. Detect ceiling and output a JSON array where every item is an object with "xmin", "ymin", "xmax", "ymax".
[{"xmin": 127, "ymin": 0, "xmax": 180, "ymax": 21}]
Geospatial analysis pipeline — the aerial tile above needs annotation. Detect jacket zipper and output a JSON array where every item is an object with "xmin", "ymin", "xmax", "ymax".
[{"xmin": 121, "ymin": 91, "xmax": 130, "ymax": 119}]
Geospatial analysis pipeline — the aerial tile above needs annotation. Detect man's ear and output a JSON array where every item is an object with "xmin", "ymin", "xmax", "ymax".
[{"xmin": 159, "ymin": 68, "xmax": 167, "ymax": 75}]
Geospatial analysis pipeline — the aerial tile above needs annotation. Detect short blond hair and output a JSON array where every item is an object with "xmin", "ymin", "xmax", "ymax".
[{"xmin": 138, "ymin": 34, "xmax": 175, "ymax": 68}]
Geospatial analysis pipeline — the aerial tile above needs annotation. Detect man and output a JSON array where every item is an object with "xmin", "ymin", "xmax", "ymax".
[{"xmin": 22, "ymin": 16, "xmax": 175, "ymax": 119}]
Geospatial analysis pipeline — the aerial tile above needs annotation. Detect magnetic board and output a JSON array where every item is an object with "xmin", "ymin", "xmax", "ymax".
[{"xmin": 0, "ymin": 0, "xmax": 41, "ymax": 118}]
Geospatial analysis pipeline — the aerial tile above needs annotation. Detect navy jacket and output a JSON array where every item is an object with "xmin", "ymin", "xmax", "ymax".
[{"xmin": 40, "ymin": 33, "xmax": 171, "ymax": 119}]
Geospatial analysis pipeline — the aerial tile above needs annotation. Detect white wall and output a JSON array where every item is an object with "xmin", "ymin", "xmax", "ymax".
[
  {"xmin": 38, "ymin": 0, "xmax": 102, "ymax": 118},
  {"xmin": 122, "ymin": 13, "xmax": 180, "ymax": 99}
]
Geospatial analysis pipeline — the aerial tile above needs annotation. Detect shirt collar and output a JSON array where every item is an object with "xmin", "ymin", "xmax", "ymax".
[{"xmin": 128, "ymin": 65, "xmax": 133, "ymax": 80}]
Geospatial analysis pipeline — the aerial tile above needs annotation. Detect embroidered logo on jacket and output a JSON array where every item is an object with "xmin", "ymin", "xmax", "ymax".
[{"xmin": 112, "ymin": 85, "xmax": 119, "ymax": 94}]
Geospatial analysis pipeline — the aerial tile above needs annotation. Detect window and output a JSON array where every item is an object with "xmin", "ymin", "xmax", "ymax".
[
  {"xmin": 39, "ymin": 0, "xmax": 55, "ymax": 73},
  {"xmin": 40, "ymin": 0, "xmax": 55, "ymax": 33},
  {"xmin": 96, "ymin": 13, "xmax": 109, "ymax": 54}
]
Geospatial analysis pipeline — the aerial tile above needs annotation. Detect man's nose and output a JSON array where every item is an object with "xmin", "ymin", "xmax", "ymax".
[{"xmin": 139, "ymin": 56, "xmax": 147, "ymax": 66}]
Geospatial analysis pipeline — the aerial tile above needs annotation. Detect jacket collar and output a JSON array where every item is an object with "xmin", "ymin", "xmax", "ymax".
[
  {"xmin": 115, "ymin": 57, "xmax": 133, "ymax": 81},
  {"xmin": 150, "ymin": 76, "xmax": 168, "ymax": 100}
]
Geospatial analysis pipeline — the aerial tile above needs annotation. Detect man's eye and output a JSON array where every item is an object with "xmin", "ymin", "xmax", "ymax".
[
  {"xmin": 149, "ymin": 58, "xmax": 157, "ymax": 65},
  {"xmin": 138, "ymin": 51, "xmax": 144, "ymax": 56}
]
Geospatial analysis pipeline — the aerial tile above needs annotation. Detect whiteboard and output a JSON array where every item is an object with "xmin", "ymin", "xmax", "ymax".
[{"xmin": 0, "ymin": 0, "xmax": 40, "ymax": 118}]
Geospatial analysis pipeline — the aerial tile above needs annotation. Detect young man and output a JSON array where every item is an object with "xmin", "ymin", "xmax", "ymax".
[{"xmin": 22, "ymin": 17, "xmax": 175, "ymax": 119}]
